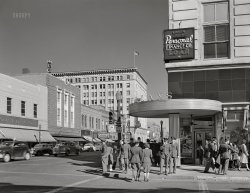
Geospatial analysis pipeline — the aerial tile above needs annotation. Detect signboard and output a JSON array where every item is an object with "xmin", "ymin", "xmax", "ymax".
[
  {"xmin": 107, "ymin": 124, "xmax": 115, "ymax": 133},
  {"xmin": 0, "ymin": 114, "xmax": 38, "ymax": 127},
  {"xmin": 98, "ymin": 132, "xmax": 109, "ymax": 140},
  {"xmin": 163, "ymin": 28, "xmax": 195, "ymax": 61}
]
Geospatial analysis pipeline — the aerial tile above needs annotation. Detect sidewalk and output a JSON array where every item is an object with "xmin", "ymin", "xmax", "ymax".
[{"xmin": 107, "ymin": 165, "xmax": 250, "ymax": 182}]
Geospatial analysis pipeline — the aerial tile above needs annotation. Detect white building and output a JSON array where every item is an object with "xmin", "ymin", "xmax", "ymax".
[
  {"xmin": 0, "ymin": 73, "xmax": 55, "ymax": 144},
  {"xmin": 52, "ymin": 67, "xmax": 148, "ymax": 132}
]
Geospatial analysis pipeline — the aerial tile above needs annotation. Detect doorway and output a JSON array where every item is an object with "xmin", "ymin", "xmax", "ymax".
[{"xmin": 194, "ymin": 130, "xmax": 213, "ymax": 165}]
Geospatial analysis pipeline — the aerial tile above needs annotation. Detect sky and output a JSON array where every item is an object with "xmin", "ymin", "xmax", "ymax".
[{"xmin": 0, "ymin": 0, "xmax": 169, "ymax": 127}]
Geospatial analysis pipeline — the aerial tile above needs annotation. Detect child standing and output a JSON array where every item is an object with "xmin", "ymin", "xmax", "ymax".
[{"xmin": 141, "ymin": 143, "xmax": 153, "ymax": 182}]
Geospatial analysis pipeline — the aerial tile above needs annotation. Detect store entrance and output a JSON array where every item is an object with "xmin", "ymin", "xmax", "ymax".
[{"xmin": 194, "ymin": 130, "xmax": 213, "ymax": 165}]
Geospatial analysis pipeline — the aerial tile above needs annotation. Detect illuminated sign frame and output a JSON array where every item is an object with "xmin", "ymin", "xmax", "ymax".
[{"xmin": 163, "ymin": 28, "xmax": 195, "ymax": 62}]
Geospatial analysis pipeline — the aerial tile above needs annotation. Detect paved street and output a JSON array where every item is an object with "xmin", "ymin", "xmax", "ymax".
[{"xmin": 0, "ymin": 152, "xmax": 250, "ymax": 193}]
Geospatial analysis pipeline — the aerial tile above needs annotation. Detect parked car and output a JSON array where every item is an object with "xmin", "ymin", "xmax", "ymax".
[
  {"xmin": 83, "ymin": 143, "xmax": 96, "ymax": 152},
  {"xmin": 0, "ymin": 140, "xmax": 31, "ymax": 162},
  {"xmin": 53, "ymin": 142, "xmax": 80, "ymax": 156},
  {"xmin": 33, "ymin": 143, "xmax": 53, "ymax": 156}
]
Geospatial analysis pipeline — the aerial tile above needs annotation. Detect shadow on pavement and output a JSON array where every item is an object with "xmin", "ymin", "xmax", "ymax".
[{"xmin": 1, "ymin": 182, "xmax": 250, "ymax": 193}]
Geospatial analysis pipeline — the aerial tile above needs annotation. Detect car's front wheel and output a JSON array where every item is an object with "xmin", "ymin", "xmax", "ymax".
[
  {"xmin": 24, "ymin": 152, "xmax": 31, "ymax": 160},
  {"xmin": 3, "ymin": 154, "xmax": 11, "ymax": 163}
]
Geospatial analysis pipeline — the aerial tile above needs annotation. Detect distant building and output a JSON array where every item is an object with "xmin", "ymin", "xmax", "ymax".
[
  {"xmin": 81, "ymin": 105, "xmax": 109, "ymax": 142},
  {"xmin": 0, "ymin": 73, "xmax": 55, "ymax": 145},
  {"xmin": 52, "ymin": 67, "xmax": 148, "ymax": 135},
  {"xmin": 15, "ymin": 73, "xmax": 83, "ymax": 142}
]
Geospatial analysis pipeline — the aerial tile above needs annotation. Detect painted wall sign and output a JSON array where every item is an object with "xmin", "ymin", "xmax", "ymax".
[
  {"xmin": 0, "ymin": 114, "xmax": 38, "ymax": 127},
  {"xmin": 163, "ymin": 28, "xmax": 195, "ymax": 61}
]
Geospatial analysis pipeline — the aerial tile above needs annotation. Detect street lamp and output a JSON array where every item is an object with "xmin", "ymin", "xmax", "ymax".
[
  {"xmin": 116, "ymin": 91, "xmax": 122, "ymax": 141},
  {"xmin": 160, "ymin": 120, "xmax": 163, "ymax": 143}
]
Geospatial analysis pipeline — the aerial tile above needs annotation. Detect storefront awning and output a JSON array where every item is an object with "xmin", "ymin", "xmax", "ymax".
[
  {"xmin": 93, "ymin": 138, "xmax": 102, "ymax": 143},
  {"xmin": 54, "ymin": 136, "xmax": 86, "ymax": 142},
  {"xmin": 83, "ymin": 136, "xmax": 93, "ymax": 142},
  {"xmin": 129, "ymin": 99, "xmax": 222, "ymax": 118},
  {"xmin": 0, "ymin": 127, "xmax": 56, "ymax": 142}
]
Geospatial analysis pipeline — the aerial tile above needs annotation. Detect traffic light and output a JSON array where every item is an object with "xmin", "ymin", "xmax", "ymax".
[{"xmin": 109, "ymin": 111, "xmax": 114, "ymax": 124}]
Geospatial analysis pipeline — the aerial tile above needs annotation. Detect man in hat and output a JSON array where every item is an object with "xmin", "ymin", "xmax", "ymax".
[
  {"xmin": 101, "ymin": 140, "xmax": 113, "ymax": 175},
  {"xmin": 159, "ymin": 138, "xmax": 171, "ymax": 175},
  {"xmin": 169, "ymin": 137, "xmax": 179, "ymax": 174},
  {"xmin": 119, "ymin": 140, "xmax": 131, "ymax": 173},
  {"xmin": 130, "ymin": 141, "xmax": 143, "ymax": 182}
]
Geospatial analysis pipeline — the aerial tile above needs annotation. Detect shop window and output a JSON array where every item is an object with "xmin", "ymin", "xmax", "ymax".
[{"xmin": 203, "ymin": 2, "xmax": 229, "ymax": 59}]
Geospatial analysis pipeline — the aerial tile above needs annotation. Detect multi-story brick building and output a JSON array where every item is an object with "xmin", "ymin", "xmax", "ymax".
[
  {"xmin": 0, "ymin": 73, "xmax": 55, "ymax": 145},
  {"xmin": 15, "ymin": 73, "xmax": 82, "ymax": 142},
  {"xmin": 52, "ymin": 67, "xmax": 148, "ymax": 140},
  {"xmin": 165, "ymin": 0, "xmax": 250, "ymax": 163}
]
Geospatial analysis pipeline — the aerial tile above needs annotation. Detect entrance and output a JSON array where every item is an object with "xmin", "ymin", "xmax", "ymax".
[{"xmin": 194, "ymin": 130, "xmax": 213, "ymax": 165}]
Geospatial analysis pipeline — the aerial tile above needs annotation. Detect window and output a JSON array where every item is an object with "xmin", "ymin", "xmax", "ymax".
[
  {"xmin": 126, "ymin": 83, "xmax": 130, "ymax": 88},
  {"xmin": 127, "ymin": 75, "xmax": 130, "ymax": 80},
  {"xmin": 7, "ymin": 97, "xmax": 12, "ymax": 114},
  {"xmin": 21, "ymin": 101, "xmax": 25, "ymax": 116},
  {"xmin": 57, "ymin": 88, "xmax": 62, "ymax": 126},
  {"xmin": 203, "ymin": 2, "xmax": 229, "ymax": 59},
  {"xmin": 127, "ymin": 90, "xmax": 130, "ymax": 96},
  {"xmin": 100, "ymin": 77, "xmax": 102, "ymax": 81},
  {"xmin": 127, "ymin": 98, "xmax": 130, "ymax": 104},
  {"xmin": 103, "ymin": 77, "xmax": 106, "ymax": 81},
  {"xmin": 34, "ymin": 104, "xmax": 37, "ymax": 118}
]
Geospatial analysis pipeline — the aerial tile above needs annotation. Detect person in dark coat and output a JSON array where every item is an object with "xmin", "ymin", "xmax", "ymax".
[
  {"xmin": 137, "ymin": 137, "xmax": 144, "ymax": 149},
  {"xmin": 119, "ymin": 140, "xmax": 131, "ymax": 173},
  {"xmin": 101, "ymin": 141, "xmax": 113, "ymax": 175},
  {"xmin": 142, "ymin": 143, "xmax": 153, "ymax": 182},
  {"xmin": 197, "ymin": 143, "xmax": 204, "ymax": 165},
  {"xmin": 130, "ymin": 141, "xmax": 143, "ymax": 182},
  {"xmin": 204, "ymin": 138, "xmax": 217, "ymax": 173},
  {"xmin": 231, "ymin": 143, "xmax": 240, "ymax": 170},
  {"xmin": 169, "ymin": 137, "xmax": 179, "ymax": 174},
  {"xmin": 218, "ymin": 138, "xmax": 234, "ymax": 175},
  {"xmin": 159, "ymin": 138, "xmax": 171, "ymax": 175}
]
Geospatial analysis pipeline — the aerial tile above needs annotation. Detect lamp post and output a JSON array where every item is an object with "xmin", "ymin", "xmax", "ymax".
[
  {"xmin": 160, "ymin": 120, "xmax": 163, "ymax": 143},
  {"xmin": 38, "ymin": 124, "xmax": 41, "ymax": 144},
  {"xmin": 116, "ymin": 91, "xmax": 122, "ymax": 141}
]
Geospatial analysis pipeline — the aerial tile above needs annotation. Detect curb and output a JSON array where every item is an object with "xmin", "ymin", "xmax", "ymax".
[{"xmin": 197, "ymin": 175, "xmax": 250, "ymax": 181}]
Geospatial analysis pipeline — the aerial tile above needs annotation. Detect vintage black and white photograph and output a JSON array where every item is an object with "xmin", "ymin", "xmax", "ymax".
[{"xmin": 0, "ymin": 0, "xmax": 250, "ymax": 192}]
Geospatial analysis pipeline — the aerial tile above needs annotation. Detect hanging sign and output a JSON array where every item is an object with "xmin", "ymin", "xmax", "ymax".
[{"xmin": 163, "ymin": 28, "xmax": 195, "ymax": 61}]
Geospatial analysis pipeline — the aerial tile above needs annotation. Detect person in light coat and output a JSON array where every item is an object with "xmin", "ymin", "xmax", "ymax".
[
  {"xmin": 239, "ymin": 139, "xmax": 250, "ymax": 171},
  {"xmin": 141, "ymin": 143, "xmax": 153, "ymax": 182}
]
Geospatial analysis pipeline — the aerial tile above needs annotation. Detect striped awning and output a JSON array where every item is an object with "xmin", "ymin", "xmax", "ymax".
[{"xmin": 0, "ymin": 127, "xmax": 56, "ymax": 142}]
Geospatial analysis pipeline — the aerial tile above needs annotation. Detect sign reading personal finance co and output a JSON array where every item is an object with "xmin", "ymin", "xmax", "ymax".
[{"xmin": 163, "ymin": 28, "xmax": 194, "ymax": 61}]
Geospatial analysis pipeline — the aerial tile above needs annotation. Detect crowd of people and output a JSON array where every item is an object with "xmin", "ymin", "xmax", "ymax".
[
  {"xmin": 202, "ymin": 137, "xmax": 250, "ymax": 175},
  {"xmin": 101, "ymin": 137, "xmax": 179, "ymax": 182}
]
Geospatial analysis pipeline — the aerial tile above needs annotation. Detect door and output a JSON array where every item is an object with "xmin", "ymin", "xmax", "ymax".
[{"xmin": 195, "ymin": 130, "xmax": 213, "ymax": 164}]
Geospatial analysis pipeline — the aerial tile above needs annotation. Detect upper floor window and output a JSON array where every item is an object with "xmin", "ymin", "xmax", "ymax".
[
  {"xmin": 127, "ymin": 75, "xmax": 130, "ymax": 80},
  {"xmin": 21, "ymin": 101, "xmax": 25, "ymax": 116},
  {"xmin": 34, "ymin": 104, "xmax": 38, "ymax": 118},
  {"xmin": 7, "ymin": 97, "xmax": 12, "ymax": 114},
  {"xmin": 203, "ymin": 2, "xmax": 229, "ymax": 59}
]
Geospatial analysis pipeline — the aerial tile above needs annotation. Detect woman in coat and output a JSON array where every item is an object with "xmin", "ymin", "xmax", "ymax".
[
  {"xmin": 142, "ymin": 143, "xmax": 153, "ymax": 182},
  {"xmin": 239, "ymin": 139, "xmax": 250, "ymax": 171}
]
